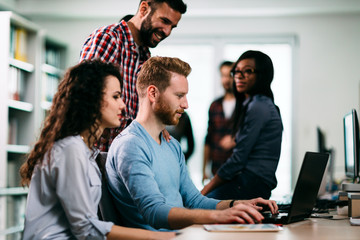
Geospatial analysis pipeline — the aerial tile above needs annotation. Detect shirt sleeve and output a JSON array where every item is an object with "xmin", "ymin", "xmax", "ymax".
[
  {"xmin": 115, "ymin": 135, "xmax": 173, "ymax": 229},
  {"xmin": 51, "ymin": 144, "xmax": 113, "ymax": 239},
  {"xmin": 79, "ymin": 30, "xmax": 120, "ymax": 63},
  {"xmin": 217, "ymin": 100, "xmax": 269, "ymax": 180}
]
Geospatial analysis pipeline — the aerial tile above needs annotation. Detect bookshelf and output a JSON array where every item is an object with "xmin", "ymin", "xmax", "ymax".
[{"xmin": 0, "ymin": 11, "xmax": 67, "ymax": 239}]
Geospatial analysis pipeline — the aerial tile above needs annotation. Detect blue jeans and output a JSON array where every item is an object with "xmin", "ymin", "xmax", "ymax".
[{"xmin": 206, "ymin": 171, "xmax": 272, "ymax": 200}]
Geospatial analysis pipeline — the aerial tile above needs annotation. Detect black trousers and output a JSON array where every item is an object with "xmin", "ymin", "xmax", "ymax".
[{"xmin": 206, "ymin": 171, "xmax": 272, "ymax": 200}]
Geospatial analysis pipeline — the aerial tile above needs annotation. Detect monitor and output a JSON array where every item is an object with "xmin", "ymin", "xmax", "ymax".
[
  {"xmin": 343, "ymin": 109, "xmax": 360, "ymax": 183},
  {"xmin": 317, "ymin": 127, "xmax": 334, "ymax": 193},
  {"xmin": 317, "ymin": 127, "xmax": 328, "ymax": 154}
]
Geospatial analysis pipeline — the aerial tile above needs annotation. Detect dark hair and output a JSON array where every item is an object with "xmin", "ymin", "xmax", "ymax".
[
  {"xmin": 120, "ymin": 14, "xmax": 134, "ymax": 22},
  {"xmin": 20, "ymin": 59, "xmax": 122, "ymax": 186},
  {"xmin": 142, "ymin": 0, "xmax": 187, "ymax": 14},
  {"xmin": 219, "ymin": 60, "xmax": 234, "ymax": 69},
  {"xmin": 231, "ymin": 50, "xmax": 277, "ymax": 135}
]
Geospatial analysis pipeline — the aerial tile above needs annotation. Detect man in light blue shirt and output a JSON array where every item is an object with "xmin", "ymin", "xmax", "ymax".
[{"xmin": 106, "ymin": 56, "xmax": 278, "ymax": 231}]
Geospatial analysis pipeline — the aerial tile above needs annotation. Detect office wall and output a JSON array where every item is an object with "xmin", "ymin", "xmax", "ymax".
[{"xmin": 34, "ymin": 13, "xmax": 360, "ymax": 187}]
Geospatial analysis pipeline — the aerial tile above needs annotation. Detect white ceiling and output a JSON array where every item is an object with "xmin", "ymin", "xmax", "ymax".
[{"xmin": 3, "ymin": 0, "xmax": 360, "ymax": 20}]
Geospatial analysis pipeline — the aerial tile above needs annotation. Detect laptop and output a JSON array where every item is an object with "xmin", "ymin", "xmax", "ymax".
[{"xmin": 262, "ymin": 151, "xmax": 330, "ymax": 224}]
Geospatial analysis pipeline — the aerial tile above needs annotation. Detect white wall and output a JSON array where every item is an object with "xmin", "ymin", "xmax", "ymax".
[{"xmin": 33, "ymin": 12, "xmax": 360, "ymax": 188}]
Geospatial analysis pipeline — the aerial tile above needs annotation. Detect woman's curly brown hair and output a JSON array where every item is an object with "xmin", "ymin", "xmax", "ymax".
[{"xmin": 20, "ymin": 59, "xmax": 122, "ymax": 186}]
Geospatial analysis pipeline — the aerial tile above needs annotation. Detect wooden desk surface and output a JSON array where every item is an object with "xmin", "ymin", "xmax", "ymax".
[{"xmin": 174, "ymin": 218, "xmax": 360, "ymax": 240}]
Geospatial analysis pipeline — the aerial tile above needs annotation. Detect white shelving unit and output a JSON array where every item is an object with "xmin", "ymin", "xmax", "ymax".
[{"xmin": 0, "ymin": 11, "xmax": 67, "ymax": 240}]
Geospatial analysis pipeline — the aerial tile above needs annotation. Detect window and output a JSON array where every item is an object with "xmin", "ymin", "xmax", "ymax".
[{"xmin": 152, "ymin": 39, "xmax": 293, "ymax": 199}]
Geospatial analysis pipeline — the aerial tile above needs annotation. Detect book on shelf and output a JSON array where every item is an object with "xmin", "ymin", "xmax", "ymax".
[
  {"xmin": 45, "ymin": 47, "xmax": 62, "ymax": 68},
  {"xmin": 9, "ymin": 25, "xmax": 16, "ymax": 58},
  {"xmin": 8, "ymin": 66, "xmax": 26, "ymax": 101},
  {"xmin": 42, "ymin": 72, "xmax": 59, "ymax": 102},
  {"xmin": 8, "ymin": 117, "xmax": 18, "ymax": 145},
  {"xmin": 14, "ymin": 27, "xmax": 28, "ymax": 62},
  {"xmin": 7, "ymin": 158, "xmax": 23, "ymax": 188},
  {"xmin": 8, "ymin": 66, "xmax": 18, "ymax": 100}
]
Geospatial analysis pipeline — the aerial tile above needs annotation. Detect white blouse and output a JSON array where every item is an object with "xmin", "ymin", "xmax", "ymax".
[{"xmin": 23, "ymin": 135, "xmax": 113, "ymax": 239}]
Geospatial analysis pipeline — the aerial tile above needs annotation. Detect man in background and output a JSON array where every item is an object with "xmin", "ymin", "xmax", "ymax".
[
  {"xmin": 80, "ymin": 0, "xmax": 187, "ymax": 151},
  {"xmin": 106, "ymin": 56, "xmax": 278, "ymax": 231},
  {"xmin": 203, "ymin": 61, "xmax": 236, "ymax": 182}
]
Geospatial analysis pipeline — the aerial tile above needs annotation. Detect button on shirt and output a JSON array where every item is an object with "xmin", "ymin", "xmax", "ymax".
[
  {"xmin": 23, "ymin": 135, "xmax": 113, "ymax": 239},
  {"xmin": 80, "ymin": 20, "xmax": 151, "ymax": 151}
]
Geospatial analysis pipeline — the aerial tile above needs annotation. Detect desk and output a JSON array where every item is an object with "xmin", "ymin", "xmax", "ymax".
[{"xmin": 174, "ymin": 218, "xmax": 360, "ymax": 240}]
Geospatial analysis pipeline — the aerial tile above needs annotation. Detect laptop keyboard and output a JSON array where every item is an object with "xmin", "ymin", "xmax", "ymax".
[
  {"xmin": 261, "ymin": 203, "xmax": 291, "ymax": 224},
  {"xmin": 278, "ymin": 204, "xmax": 291, "ymax": 212},
  {"xmin": 261, "ymin": 212, "xmax": 288, "ymax": 224}
]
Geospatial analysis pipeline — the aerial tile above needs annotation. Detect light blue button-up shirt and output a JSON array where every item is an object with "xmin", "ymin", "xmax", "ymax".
[{"xmin": 23, "ymin": 135, "xmax": 113, "ymax": 240}]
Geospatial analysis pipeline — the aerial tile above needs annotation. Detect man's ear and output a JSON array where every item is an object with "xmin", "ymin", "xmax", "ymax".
[
  {"xmin": 147, "ymin": 85, "xmax": 158, "ymax": 103},
  {"xmin": 139, "ymin": 1, "xmax": 151, "ymax": 18}
]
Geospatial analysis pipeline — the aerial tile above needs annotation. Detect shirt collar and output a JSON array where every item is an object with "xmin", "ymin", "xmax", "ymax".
[
  {"xmin": 119, "ymin": 20, "xmax": 151, "ymax": 58},
  {"xmin": 77, "ymin": 135, "xmax": 100, "ymax": 161}
]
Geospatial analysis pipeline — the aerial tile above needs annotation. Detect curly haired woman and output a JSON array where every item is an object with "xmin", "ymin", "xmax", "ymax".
[{"xmin": 20, "ymin": 59, "xmax": 175, "ymax": 240}]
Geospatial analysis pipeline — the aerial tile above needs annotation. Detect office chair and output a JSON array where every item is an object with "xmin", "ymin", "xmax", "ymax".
[{"xmin": 98, "ymin": 152, "xmax": 123, "ymax": 225}]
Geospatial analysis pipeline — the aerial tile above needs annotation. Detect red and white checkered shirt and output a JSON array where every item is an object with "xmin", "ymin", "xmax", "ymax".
[{"xmin": 80, "ymin": 20, "xmax": 151, "ymax": 151}]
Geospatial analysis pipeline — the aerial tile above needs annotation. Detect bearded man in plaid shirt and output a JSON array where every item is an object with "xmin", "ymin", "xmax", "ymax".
[{"xmin": 80, "ymin": 0, "xmax": 187, "ymax": 151}]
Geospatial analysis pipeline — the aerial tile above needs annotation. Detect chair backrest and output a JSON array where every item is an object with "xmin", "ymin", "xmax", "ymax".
[{"xmin": 98, "ymin": 152, "xmax": 124, "ymax": 225}]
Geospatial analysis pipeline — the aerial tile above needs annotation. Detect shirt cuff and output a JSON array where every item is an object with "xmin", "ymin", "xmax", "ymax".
[
  {"xmin": 217, "ymin": 167, "xmax": 234, "ymax": 181},
  {"xmin": 153, "ymin": 204, "xmax": 173, "ymax": 229},
  {"xmin": 88, "ymin": 215, "xmax": 114, "ymax": 239}
]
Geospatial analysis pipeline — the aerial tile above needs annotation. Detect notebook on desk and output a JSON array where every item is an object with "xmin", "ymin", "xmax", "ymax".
[{"xmin": 262, "ymin": 152, "xmax": 330, "ymax": 224}]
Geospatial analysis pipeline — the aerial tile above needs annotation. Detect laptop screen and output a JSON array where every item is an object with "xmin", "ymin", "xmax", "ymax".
[{"xmin": 287, "ymin": 152, "xmax": 329, "ymax": 223}]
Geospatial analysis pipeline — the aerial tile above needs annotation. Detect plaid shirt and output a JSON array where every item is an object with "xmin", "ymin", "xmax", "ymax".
[
  {"xmin": 80, "ymin": 20, "xmax": 151, "ymax": 151},
  {"xmin": 205, "ymin": 97, "xmax": 234, "ymax": 175}
]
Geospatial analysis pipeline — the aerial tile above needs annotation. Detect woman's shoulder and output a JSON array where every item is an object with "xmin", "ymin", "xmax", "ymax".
[
  {"xmin": 51, "ymin": 136, "xmax": 89, "ymax": 161},
  {"xmin": 249, "ymin": 95, "xmax": 272, "ymax": 108},
  {"xmin": 246, "ymin": 95, "xmax": 275, "ymax": 116},
  {"xmin": 53, "ymin": 135, "xmax": 83, "ymax": 151},
  {"xmin": 249, "ymin": 95, "xmax": 281, "ymax": 120},
  {"xmin": 252, "ymin": 94, "xmax": 272, "ymax": 102},
  {"xmin": 43, "ymin": 135, "xmax": 89, "ymax": 171}
]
